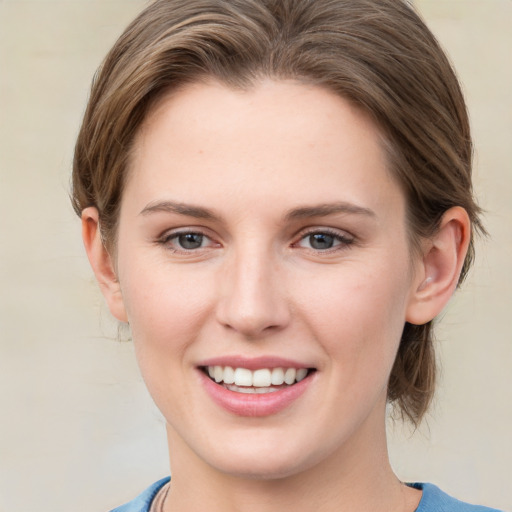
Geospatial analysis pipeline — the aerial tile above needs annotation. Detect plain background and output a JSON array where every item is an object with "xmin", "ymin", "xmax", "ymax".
[{"xmin": 0, "ymin": 1, "xmax": 510, "ymax": 511}]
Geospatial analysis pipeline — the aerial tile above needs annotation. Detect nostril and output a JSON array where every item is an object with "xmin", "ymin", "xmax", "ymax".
[{"xmin": 215, "ymin": 268, "xmax": 291, "ymax": 336}]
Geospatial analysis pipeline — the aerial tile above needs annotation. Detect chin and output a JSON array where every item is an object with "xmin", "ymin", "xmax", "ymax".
[
  {"xmin": 215, "ymin": 455, "xmax": 309, "ymax": 481},
  {"xmin": 200, "ymin": 436, "xmax": 329, "ymax": 481}
]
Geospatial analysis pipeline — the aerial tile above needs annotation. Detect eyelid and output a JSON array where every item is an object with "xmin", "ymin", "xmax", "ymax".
[
  {"xmin": 157, "ymin": 227, "xmax": 221, "ymax": 252},
  {"xmin": 295, "ymin": 226, "xmax": 354, "ymax": 241},
  {"xmin": 292, "ymin": 226, "xmax": 355, "ymax": 251},
  {"xmin": 155, "ymin": 225, "xmax": 355, "ymax": 253}
]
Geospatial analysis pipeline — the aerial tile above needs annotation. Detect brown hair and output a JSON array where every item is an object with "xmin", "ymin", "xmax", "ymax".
[{"xmin": 72, "ymin": 0, "xmax": 484, "ymax": 425}]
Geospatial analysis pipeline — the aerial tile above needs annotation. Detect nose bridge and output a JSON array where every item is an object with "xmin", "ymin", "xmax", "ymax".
[{"xmin": 216, "ymin": 239, "xmax": 289, "ymax": 337}]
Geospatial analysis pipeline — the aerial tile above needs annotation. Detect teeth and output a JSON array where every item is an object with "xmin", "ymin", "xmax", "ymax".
[
  {"xmin": 252, "ymin": 369, "xmax": 272, "ymax": 387},
  {"xmin": 271, "ymin": 367, "xmax": 284, "ymax": 385},
  {"xmin": 296, "ymin": 368, "xmax": 308, "ymax": 382},
  {"xmin": 205, "ymin": 366, "xmax": 310, "ymax": 387},
  {"xmin": 214, "ymin": 366, "xmax": 223, "ymax": 383},
  {"xmin": 284, "ymin": 368, "xmax": 296, "ymax": 385},
  {"xmin": 234, "ymin": 368, "xmax": 252, "ymax": 386},
  {"xmin": 223, "ymin": 366, "xmax": 235, "ymax": 384},
  {"xmin": 225, "ymin": 384, "xmax": 281, "ymax": 394}
]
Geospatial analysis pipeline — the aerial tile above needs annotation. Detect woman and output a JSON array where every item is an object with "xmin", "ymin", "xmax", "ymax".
[{"xmin": 72, "ymin": 0, "xmax": 501, "ymax": 511}]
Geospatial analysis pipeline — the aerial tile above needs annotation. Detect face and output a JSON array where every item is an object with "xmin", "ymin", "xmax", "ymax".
[{"xmin": 113, "ymin": 80, "xmax": 423, "ymax": 479}]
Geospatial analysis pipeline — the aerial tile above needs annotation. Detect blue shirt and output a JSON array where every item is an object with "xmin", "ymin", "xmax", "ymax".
[{"xmin": 109, "ymin": 478, "xmax": 504, "ymax": 512}]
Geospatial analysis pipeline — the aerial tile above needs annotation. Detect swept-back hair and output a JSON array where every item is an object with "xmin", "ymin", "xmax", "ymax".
[{"xmin": 72, "ymin": 0, "xmax": 484, "ymax": 424}]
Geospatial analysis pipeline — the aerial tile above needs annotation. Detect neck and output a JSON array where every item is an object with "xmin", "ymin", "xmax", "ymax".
[{"xmin": 162, "ymin": 403, "xmax": 421, "ymax": 512}]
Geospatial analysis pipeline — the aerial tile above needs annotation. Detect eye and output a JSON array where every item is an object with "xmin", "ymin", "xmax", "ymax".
[
  {"xmin": 295, "ymin": 229, "xmax": 354, "ymax": 251},
  {"xmin": 176, "ymin": 232, "xmax": 206, "ymax": 250},
  {"xmin": 305, "ymin": 233, "xmax": 337, "ymax": 250},
  {"xmin": 159, "ymin": 230, "xmax": 218, "ymax": 252}
]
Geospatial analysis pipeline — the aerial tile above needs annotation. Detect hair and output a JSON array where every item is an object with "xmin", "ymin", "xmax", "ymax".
[{"xmin": 72, "ymin": 0, "xmax": 484, "ymax": 425}]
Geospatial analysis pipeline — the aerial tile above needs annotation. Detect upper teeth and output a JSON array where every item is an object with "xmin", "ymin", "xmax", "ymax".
[{"xmin": 207, "ymin": 366, "xmax": 308, "ymax": 387}]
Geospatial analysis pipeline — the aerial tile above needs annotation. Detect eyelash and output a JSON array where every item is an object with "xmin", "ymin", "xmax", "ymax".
[
  {"xmin": 158, "ymin": 229, "xmax": 217, "ymax": 253},
  {"xmin": 293, "ymin": 228, "xmax": 355, "ymax": 253},
  {"xmin": 157, "ymin": 228, "xmax": 355, "ymax": 254}
]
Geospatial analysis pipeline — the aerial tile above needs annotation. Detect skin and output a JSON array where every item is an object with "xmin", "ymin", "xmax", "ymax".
[{"xmin": 83, "ymin": 80, "xmax": 470, "ymax": 512}]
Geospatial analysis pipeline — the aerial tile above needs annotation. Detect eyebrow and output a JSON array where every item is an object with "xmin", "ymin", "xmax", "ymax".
[
  {"xmin": 284, "ymin": 202, "xmax": 376, "ymax": 221},
  {"xmin": 140, "ymin": 200, "xmax": 218, "ymax": 220},
  {"xmin": 139, "ymin": 199, "xmax": 376, "ymax": 222}
]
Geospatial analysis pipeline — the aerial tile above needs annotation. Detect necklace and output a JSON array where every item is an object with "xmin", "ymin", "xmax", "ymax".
[
  {"xmin": 149, "ymin": 478, "xmax": 418, "ymax": 512},
  {"xmin": 150, "ymin": 482, "xmax": 170, "ymax": 512}
]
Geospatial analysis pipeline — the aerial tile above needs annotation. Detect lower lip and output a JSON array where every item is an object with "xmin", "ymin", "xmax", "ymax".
[{"xmin": 199, "ymin": 370, "xmax": 313, "ymax": 417}]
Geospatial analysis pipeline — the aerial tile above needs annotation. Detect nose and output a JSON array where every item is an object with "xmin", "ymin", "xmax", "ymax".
[{"xmin": 215, "ymin": 245, "xmax": 291, "ymax": 338}]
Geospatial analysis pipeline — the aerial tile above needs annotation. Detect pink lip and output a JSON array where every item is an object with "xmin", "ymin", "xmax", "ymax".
[
  {"xmin": 197, "ymin": 355, "xmax": 310, "ymax": 371},
  {"xmin": 197, "ymin": 368, "xmax": 314, "ymax": 417}
]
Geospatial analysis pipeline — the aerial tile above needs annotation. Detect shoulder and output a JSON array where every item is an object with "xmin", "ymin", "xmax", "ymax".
[
  {"xmin": 413, "ymin": 483, "xmax": 506, "ymax": 512},
  {"xmin": 108, "ymin": 477, "xmax": 171, "ymax": 512}
]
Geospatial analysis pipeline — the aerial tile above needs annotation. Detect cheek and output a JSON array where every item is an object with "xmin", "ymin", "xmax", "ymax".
[
  {"xmin": 295, "ymin": 256, "xmax": 411, "ymax": 370},
  {"xmin": 117, "ymin": 265, "xmax": 216, "ymax": 412},
  {"xmin": 118, "ymin": 257, "xmax": 214, "ymax": 358}
]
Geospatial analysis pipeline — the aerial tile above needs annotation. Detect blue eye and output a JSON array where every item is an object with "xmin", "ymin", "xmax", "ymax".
[
  {"xmin": 176, "ymin": 233, "xmax": 205, "ymax": 249},
  {"xmin": 297, "ymin": 230, "xmax": 353, "ymax": 251},
  {"xmin": 160, "ymin": 231, "xmax": 213, "ymax": 252},
  {"xmin": 308, "ymin": 233, "xmax": 336, "ymax": 250}
]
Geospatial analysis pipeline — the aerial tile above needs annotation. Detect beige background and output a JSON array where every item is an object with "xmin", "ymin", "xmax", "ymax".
[{"xmin": 0, "ymin": 1, "xmax": 510, "ymax": 511}]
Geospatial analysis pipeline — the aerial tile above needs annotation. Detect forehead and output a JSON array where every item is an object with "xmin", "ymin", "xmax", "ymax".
[{"xmin": 126, "ymin": 79, "xmax": 404, "ymax": 220}]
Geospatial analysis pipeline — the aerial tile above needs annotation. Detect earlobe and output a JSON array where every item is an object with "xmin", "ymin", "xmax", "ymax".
[
  {"xmin": 406, "ymin": 206, "xmax": 471, "ymax": 326},
  {"xmin": 81, "ymin": 207, "xmax": 128, "ymax": 323}
]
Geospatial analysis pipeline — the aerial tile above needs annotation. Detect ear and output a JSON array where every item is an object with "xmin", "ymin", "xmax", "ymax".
[
  {"xmin": 406, "ymin": 206, "xmax": 471, "ymax": 325},
  {"xmin": 81, "ymin": 207, "xmax": 128, "ymax": 323}
]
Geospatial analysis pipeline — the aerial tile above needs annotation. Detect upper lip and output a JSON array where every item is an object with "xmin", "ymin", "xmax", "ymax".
[{"xmin": 197, "ymin": 355, "xmax": 313, "ymax": 371}]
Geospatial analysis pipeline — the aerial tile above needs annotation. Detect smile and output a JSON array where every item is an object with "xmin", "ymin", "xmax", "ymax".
[
  {"xmin": 198, "ymin": 362, "xmax": 315, "ymax": 416},
  {"xmin": 205, "ymin": 366, "xmax": 310, "ymax": 392}
]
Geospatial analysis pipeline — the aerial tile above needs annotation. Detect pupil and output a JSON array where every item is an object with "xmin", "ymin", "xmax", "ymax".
[
  {"xmin": 310, "ymin": 233, "xmax": 334, "ymax": 250},
  {"xmin": 179, "ymin": 233, "xmax": 203, "ymax": 249}
]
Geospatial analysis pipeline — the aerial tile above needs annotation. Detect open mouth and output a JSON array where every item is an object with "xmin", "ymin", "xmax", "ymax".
[{"xmin": 201, "ymin": 365, "xmax": 316, "ymax": 394}]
